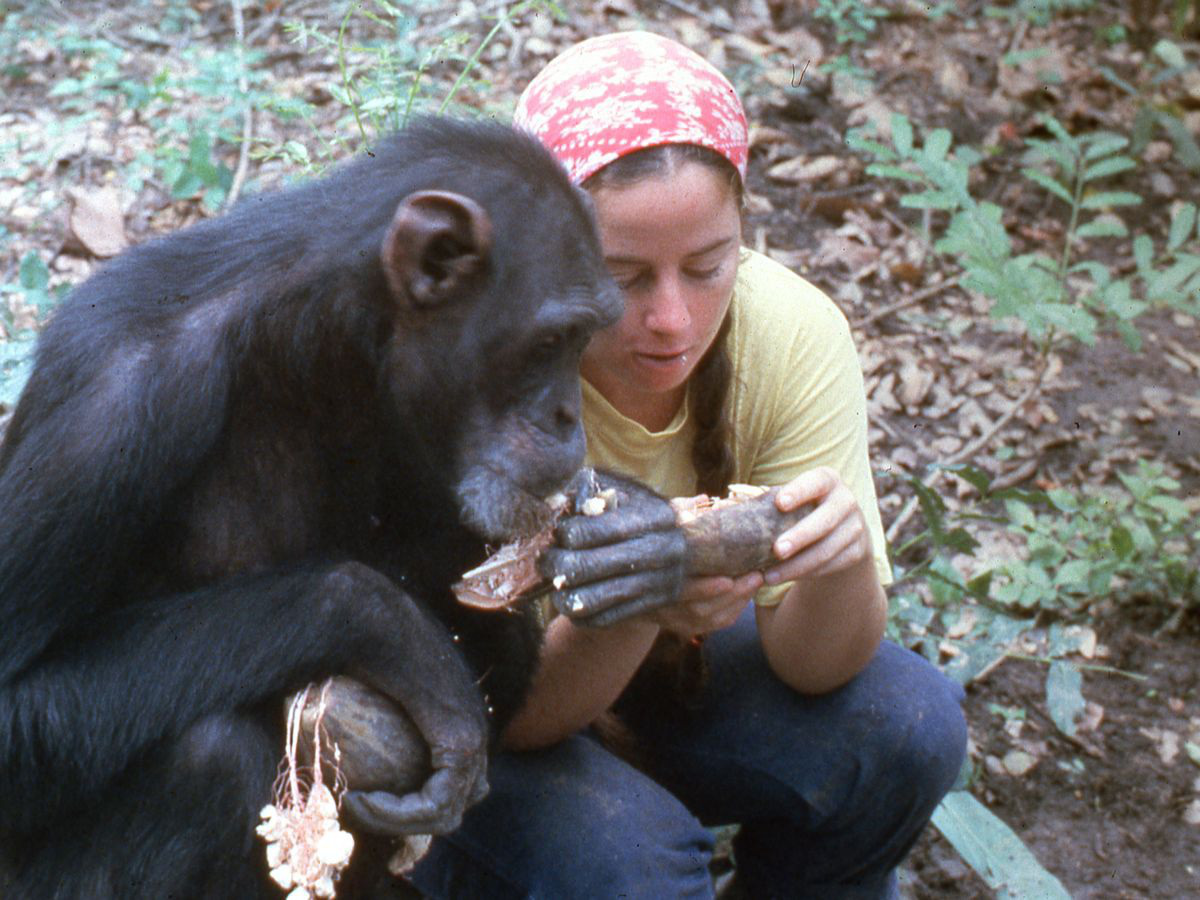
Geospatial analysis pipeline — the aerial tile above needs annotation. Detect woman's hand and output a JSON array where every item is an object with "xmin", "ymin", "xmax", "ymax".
[
  {"xmin": 640, "ymin": 571, "xmax": 763, "ymax": 637},
  {"xmin": 763, "ymin": 466, "xmax": 873, "ymax": 586},
  {"xmin": 752, "ymin": 466, "xmax": 887, "ymax": 694}
]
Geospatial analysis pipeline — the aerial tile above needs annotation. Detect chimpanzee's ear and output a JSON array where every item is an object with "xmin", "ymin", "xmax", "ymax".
[{"xmin": 382, "ymin": 190, "xmax": 493, "ymax": 308}]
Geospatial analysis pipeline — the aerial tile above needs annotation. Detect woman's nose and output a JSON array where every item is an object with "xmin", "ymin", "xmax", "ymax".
[{"xmin": 643, "ymin": 277, "xmax": 690, "ymax": 334}]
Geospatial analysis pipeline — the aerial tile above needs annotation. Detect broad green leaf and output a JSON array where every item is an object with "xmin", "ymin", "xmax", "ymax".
[
  {"xmin": 932, "ymin": 792, "xmax": 1071, "ymax": 900},
  {"xmin": 1070, "ymin": 260, "xmax": 1112, "ymax": 283},
  {"xmin": 1037, "ymin": 303, "xmax": 1097, "ymax": 342},
  {"xmin": 901, "ymin": 191, "xmax": 961, "ymax": 210},
  {"xmin": 1186, "ymin": 741, "xmax": 1200, "ymax": 767},
  {"xmin": 1115, "ymin": 318, "xmax": 1144, "ymax": 352},
  {"xmin": 1080, "ymin": 190, "xmax": 1142, "ymax": 210},
  {"xmin": 891, "ymin": 113, "xmax": 913, "ymax": 157},
  {"xmin": 1153, "ymin": 39, "xmax": 1187, "ymax": 69},
  {"xmin": 282, "ymin": 140, "xmax": 310, "ymax": 164},
  {"xmin": 1024, "ymin": 138, "xmax": 1076, "ymax": 177},
  {"xmin": 1046, "ymin": 660, "xmax": 1085, "ymax": 737},
  {"xmin": 1075, "ymin": 219, "xmax": 1127, "ymax": 239},
  {"xmin": 1157, "ymin": 110, "xmax": 1200, "ymax": 171},
  {"xmin": 1022, "ymin": 168, "xmax": 1073, "ymax": 204},
  {"xmin": 945, "ymin": 463, "xmax": 993, "ymax": 496},
  {"xmin": 865, "ymin": 163, "xmax": 923, "ymax": 182},
  {"xmin": 1149, "ymin": 256, "xmax": 1200, "ymax": 299},
  {"xmin": 1003, "ymin": 47, "xmax": 1049, "ymax": 66},
  {"xmin": 1099, "ymin": 279, "xmax": 1144, "ymax": 319},
  {"xmin": 1054, "ymin": 559, "xmax": 1093, "ymax": 588},
  {"xmin": 1133, "ymin": 234, "xmax": 1154, "ymax": 276},
  {"xmin": 911, "ymin": 478, "xmax": 948, "ymax": 539},
  {"xmin": 1045, "ymin": 488, "xmax": 1078, "ymax": 513},
  {"xmin": 941, "ymin": 613, "xmax": 1026, "ymax": 685},
  {"xmin": 1006, "ymin": 499, "xmax": 1037, "ymax": 530},
  {"xmin": 945, "ymin": 526, "xmax": 981, "ymax": 555},
  {"xmin": 18, "ymin": 251, "xmax": 49, "ymax": 292},
  {"xmin": 1168, "ymin": 204, "xmax": 1197, "ymax": 253},
  {"xmin": 966, "ymin": 570, "xmax": 994, "ymax": 600},
  {"xmin": 1132, "ymin": 104, "xmax": 1156, "ymax": 153},
  {"xmin": 1082, "ymin": 156, "xmax": 1136, "ymax": 181},
  {"xmin": 1147, "ymin": 494, "xmax": 1191, "ymax": 522},
  {"xmin": 1039, "ymin": 114, "xmax": 1077, "ymax": 150},
  {"xmin": 1083, "ymin": 133, "xmax": 1129, "ymax": 160},
  {"xmin": 0, "ymin": 336, "xmax": 36, "ymax": 409},
  {"xmin": 924, "ymin": 128, "xmax": 952, "ymax": 163},
  {"xmin": 846, "ymin": 131, "xmax": 895, "ymax": 159}
]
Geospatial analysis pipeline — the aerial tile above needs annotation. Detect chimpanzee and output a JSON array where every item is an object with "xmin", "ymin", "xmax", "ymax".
[{"xmin": 0, "ymin": 117, "xmax": 655, "ymax": 898}]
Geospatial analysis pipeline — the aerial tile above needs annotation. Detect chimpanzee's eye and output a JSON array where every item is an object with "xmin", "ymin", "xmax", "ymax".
[{"xmin": 531, "ymin": 333, "xmax": 565, "ymax": 361}]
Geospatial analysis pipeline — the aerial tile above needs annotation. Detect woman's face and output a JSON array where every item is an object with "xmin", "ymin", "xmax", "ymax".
[{"xmin": 582, "ymin": 160, "xmax": 742, "ymax": 430}]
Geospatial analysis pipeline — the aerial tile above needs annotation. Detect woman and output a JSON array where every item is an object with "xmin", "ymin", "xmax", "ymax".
[{"xmin": 407, "ymin": 31, "xmax": 967, "ymax": 899}]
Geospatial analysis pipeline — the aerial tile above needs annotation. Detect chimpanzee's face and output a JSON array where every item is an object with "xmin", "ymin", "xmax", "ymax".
[
  {"xmin": 450, "ymin": 274, "xmax": 621, "ymax": 542},
  {"xmin": 380, "ymin": 185, "xmax": 622, "ymax": 542}
]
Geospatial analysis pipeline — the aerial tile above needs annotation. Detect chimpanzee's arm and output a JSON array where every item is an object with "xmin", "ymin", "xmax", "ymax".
[
  {"xmin": 0, "ymin": 311, "xmax": 486, "ymax": 839},
  {"xmin": 0, "ymin": 561, "xmax": 487, "ymax": 837}
]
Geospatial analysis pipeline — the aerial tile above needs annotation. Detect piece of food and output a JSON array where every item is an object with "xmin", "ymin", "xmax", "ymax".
[
  {"xmin": 673, "ymin": 485, "xmax": 812, "ymax": 576},
  {"xmin": 453, "ymin": 482, "xmax": 813, "ymax": 609},
  {"xmin": 294, "ymin": 676, "xmax": 430, "ymax": 795}
]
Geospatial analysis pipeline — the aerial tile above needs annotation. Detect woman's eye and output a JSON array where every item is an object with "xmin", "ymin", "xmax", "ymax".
[
  {"xmin": 614, "ymin": 273, "xmax": 646, "ymax": 292},
  {"xmin": 686, "ymin": 264, "xmax": 723, "ymax": 281}
]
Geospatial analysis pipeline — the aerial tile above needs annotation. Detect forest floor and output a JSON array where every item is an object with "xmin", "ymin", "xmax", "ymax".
[{"xmin": 1, "ymin": 0, "xmax": 1198, "ymax": 897}]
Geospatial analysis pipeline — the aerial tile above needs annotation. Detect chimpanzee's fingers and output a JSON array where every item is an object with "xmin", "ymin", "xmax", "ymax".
[
  {"xmin": 555, "ymin": 502, "xmax": 679, "ymax": 549},
  {"xmin": 342, "ymin": 759, "xmax": 488, "ymax": 837},
  {"xmin": 580, "ymin": 590, "xmax": 681, "ymax": 627},
  {"xmin": 550, "ymin": 567, "xmax": 681, "ymax": 620},
  {"xmin": 539, "ymin": 532, "xmax": 685, "ymax": 587}
]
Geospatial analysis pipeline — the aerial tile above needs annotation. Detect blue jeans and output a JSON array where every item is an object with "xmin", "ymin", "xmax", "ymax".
[{"xmin": 407, "ymin": 607, "xmax": 967, "ymax": 899}]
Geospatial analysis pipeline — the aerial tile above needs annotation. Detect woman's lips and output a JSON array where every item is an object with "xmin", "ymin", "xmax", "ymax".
[{"xmin": 633, "ymin": 350, "xmax": 689, "ymax": 372}]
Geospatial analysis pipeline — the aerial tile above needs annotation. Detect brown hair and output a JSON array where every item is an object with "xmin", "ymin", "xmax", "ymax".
[{"xmin": 583, "ymin": 144, "xmax": 740, "ymax": 497}]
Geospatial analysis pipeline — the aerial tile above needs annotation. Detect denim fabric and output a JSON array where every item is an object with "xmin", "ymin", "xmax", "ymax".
[{"xmin": 407, "ymin": 606, "xmax": 967, "ymax": 900}]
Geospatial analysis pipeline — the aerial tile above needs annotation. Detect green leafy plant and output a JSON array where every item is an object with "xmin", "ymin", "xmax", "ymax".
[
  {"xmin": 813, "ymin": 0, "xmax": 888, "ymax": 44},
  {"xmin": 275, "ymin": 0, "xmax": 562, "ymax": 169},
  {"xmin": 847, "ymin": 113, "xmax": 1162, "ymax": 350},
  {"xmin": 888, "ymin": 459, "xmax": 1198, "ymax": 663},
  {"xmin": 0, "ymin": 250, "xmax": 68, "ymax": 410},
  {"xmin": 1101, "ymin": 39, "xmax": 1200, "ymax": 172},
  {"xmin": 1131, "ymin": 202, "xmax": 1200, "ymax": 315},
  {"xmin": 995, "ymin": 462, "xmax": 1199, "ymax": 617}
]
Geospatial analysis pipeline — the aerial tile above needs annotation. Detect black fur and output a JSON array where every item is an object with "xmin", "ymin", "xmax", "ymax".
[{"xmin": 0, "ymin": 117, "xmax": 621, "ymax": 898}]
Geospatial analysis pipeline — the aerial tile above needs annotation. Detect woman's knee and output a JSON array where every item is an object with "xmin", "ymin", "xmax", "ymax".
[{"xmin": 861, "ymin": 642, "xmax": 968, "ymax": 805}]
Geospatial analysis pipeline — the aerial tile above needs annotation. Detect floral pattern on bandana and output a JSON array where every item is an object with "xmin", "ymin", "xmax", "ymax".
[{"xmin": 514, "ymin": 31, "xmax": 749, "ymax": 185}]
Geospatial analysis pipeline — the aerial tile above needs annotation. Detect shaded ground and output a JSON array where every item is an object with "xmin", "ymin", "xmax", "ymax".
[
  {"xmin": 905, "ymin": 606, "xmax": 1200, "ymax": 899},
  {"xmin": 2, "ymin": 0, "xmax": 1198, "ymax": 896}
]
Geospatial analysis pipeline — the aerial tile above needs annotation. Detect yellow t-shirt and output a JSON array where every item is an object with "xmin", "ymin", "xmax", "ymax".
[{"xmin": 582, "ymin": 248, "xmax": 892, "ymax": 604}]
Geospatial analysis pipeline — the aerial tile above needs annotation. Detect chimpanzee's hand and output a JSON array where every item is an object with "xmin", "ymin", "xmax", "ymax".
[
  {"xmin": 538, "ymin": 470, "xmax": 687, "ymax": 627},
  {"xmin": 335, "ymin": 574, "xmax": 492, "ymax": 838}
]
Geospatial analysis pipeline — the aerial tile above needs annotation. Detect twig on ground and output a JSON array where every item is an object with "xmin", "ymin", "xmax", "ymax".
[{"xmin": 853, "ymin": 274, "xmax": 962, "ymax": 327}]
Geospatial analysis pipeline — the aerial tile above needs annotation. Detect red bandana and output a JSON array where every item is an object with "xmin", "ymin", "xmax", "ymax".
[{"xmin": 514, "ymin": 31, "xmax": 749, "ymax": 186}]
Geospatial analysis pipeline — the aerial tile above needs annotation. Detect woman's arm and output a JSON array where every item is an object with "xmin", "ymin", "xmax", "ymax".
[
  {"xmin": 500, "ymin": 568, "xmax": 765, "ymax": 749},
  {"xmin": 754, "ymin": 467, "xmax": 887, "ymax": 693},
  {"xmin": 499, "ymin": 614, "xmax": 660, "ymax": 750}
]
